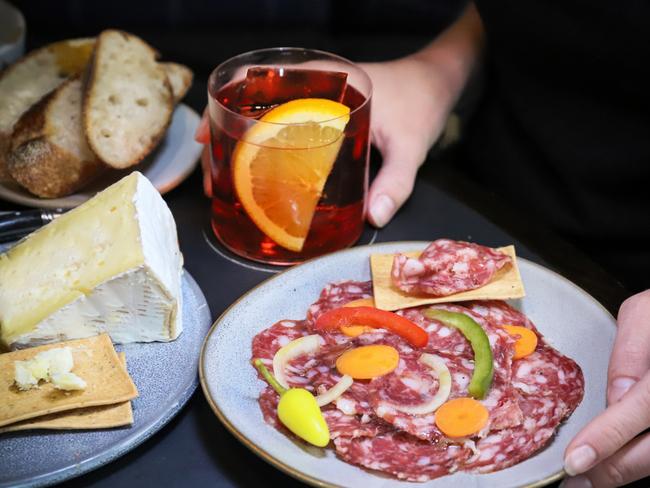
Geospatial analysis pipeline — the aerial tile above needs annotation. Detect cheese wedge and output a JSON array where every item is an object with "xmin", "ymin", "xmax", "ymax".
[{"xmin": 0, "ymin": 172, "xmax": 183, "ymax": 349}]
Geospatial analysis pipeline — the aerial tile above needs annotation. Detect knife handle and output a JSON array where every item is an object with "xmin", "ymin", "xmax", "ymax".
[{"xmin": 0, "ymin": 210, "xmax": 58, "ymax": 242}]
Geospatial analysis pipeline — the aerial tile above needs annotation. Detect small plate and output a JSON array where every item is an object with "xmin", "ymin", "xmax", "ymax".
[
  {"xmin": 0, "ymin": 270, "xmax": 212, "ymax": 488},
  {"xmin": 0, "ymin": 104, "xmax": 202, "ymax": 209},
  {"xmin": 200, "ymin": 241, "xmax": 616, "ymax": 488}
]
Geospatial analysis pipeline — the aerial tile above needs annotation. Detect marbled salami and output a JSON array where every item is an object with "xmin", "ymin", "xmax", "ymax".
[
  {"xmin": 391, "ymin": 239, "xmax": 511, "ymax": 296},
  {"xmin": 334, "ymin": 431, "xmax": 473, "ymax": 482}
]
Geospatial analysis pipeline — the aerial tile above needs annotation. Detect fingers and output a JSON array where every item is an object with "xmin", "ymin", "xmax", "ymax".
[
  {"xmin": 194, "ymin": 109, "xmax": 210, "ymax": 144},
  {"xmin": 564, "ymin": 370, "xmax": 650, "ymax": 476},
  {"xmin": 367, "ymin": 136, "xmax": 427, "ymax": 227},
  {"xmin": 200, "ymin": 146, "xmax": 212, "ymax": 197},
  {"xmin": 562, "ymin": 432, "xmax": 650, "ymax": 488},
  {"xmin": 607, "ymin": 290, "xmax": 650, "ymax": 404}
]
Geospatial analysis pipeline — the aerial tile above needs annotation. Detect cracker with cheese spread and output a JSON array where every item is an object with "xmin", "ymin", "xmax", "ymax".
[
  {"xmin": 0, "ymin": 353, "xmax": 133, "ymax": 433},
  {"xmin": 371, "ymin": 245, "xmax": 525, "ymax": 311},
  {"xmin": 0, "ymin": 334, "xmax": 138, "ymax": 428}
]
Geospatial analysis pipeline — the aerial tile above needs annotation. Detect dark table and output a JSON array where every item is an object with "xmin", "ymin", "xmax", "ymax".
[{"xmin": 3, "ymin": 27, "xmax": 629, "ymax": 488}]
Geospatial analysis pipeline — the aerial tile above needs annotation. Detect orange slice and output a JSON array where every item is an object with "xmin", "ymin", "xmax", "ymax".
[{"xmin": 232, "ymin": 98, "xmax": 350, "ymax": 251}]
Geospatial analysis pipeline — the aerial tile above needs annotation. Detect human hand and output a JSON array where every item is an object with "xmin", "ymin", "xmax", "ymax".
[
  {"xmin": 361, "ymin": 57, "xmax": 456, "ymax": 227},
  {"xmin": 193, "ymin": 56, "xmax": 460, "ymax": 214},
  {"xmin": 562, "ymin": 290, "xmax": 650, "ymax": 487}
]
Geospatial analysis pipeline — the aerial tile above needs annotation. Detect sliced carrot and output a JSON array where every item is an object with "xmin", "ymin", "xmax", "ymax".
[
  {"xmin": 339, "ymin": 325, "xmax": 371, "ymax": 338},
  {"xmin": 336, "ymin": 345, "xmax": 399, "ymax": 379},
  {"xmin": 341, "ymin": 298, "xmax": 376, "ymax": 337},
  {"xmin": 435, "ymin": 397, "xmax": 489, "ymax": 438},
  {"xmin": 502, "ymin": 325, "xmax": 538, "ymax": 359}
]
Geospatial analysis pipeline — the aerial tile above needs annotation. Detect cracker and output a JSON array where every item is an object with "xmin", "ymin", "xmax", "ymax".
[
  {"xmin": 0, "ymin": 334, "xmax": 138, "ymax": 427},
  {"xmin": 0, "ymin": 353, "xmax": 133, "ymax": 433},
  {"xmin": 371, "ymin": 245, "xmax": 525, "ymax": 311}
]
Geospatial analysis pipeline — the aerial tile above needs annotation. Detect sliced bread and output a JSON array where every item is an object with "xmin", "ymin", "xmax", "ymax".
[
  {"xmin": 161, "ymin": 62, "xmax": 193, "ymax": 104},
  {"xmin": 8, "ymin": 77, "xmax": 105, "ymax": 198},
  {"xmin": 83, "ymin": 30, "xmax": 174, "ymax": 169},
  {"xmin": 0, "ymin": 38, "xmax": 94, "ymax": 180}
]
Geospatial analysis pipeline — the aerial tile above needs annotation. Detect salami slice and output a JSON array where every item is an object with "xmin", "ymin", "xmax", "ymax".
[
  {"xmin": 391, "ymin": 239, "xmax": 511, "ymax": 296},
  {"xmin": 306, "ymin": 280, "xmax": 372, "ymax": 325},
  {"xmin": 252, "ymin": 319, "xmax": 309, "ymax": 363},
  {"xmin": 368, "ymin": 349, "xmax": 521, "ymax": 442},
  {"xmin": 465, "ymin": 341, "xmax": 584, "ymax": 472},
  {"xmin": 322, "ymin": 408, "xmax": 389, "ymax": 440},
  {"xmin": 334, "ymin": 431, "xmax": 473, "ymax": 482}
]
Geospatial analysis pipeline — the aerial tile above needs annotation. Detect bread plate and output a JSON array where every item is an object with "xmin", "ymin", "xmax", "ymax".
[
  {"xmin": 0, "ymin": 103, "xmax": 201, "ymax": 209},
  {"xmin": 0, "ymin": 269, "xmax": 211, "ymax": 488},
  {"xmin": 200, "ymin": 241, "xmax": 616, "ymax": 488}
]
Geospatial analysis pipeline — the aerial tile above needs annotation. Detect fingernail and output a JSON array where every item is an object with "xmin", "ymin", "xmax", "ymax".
[
  {"xmin": 560, "ymin": 475, "xmax": 593, "ymax": 488},
  {"xmin": 370, "ymin": 194, "xmax": 395, "ymax": 228},
  {"xmin": 564, "ymin": 445, "xmax": 597, "ymax": 476},
  {"xmin": 609, "ymin": 376, "xmax": 637, "ymax": 403}
]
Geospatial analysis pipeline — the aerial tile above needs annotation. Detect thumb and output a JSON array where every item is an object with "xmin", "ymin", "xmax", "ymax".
[
  {"xmin": 367, "ymin": 138, "xmax": 427, "ymax": 227},
  {"xmin": 607, "ymin": 290, "xmax": 650, "ymax": 405}
]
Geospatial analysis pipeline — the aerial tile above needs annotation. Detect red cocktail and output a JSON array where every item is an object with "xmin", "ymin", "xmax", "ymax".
[{"xmin": 207, "ymin": 48, "xmax": 372, "ymax": 265}]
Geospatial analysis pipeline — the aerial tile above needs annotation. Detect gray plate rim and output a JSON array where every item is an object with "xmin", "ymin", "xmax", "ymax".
[
  {"xmin": 199, "ymin": 241, "xmax": 616, "ymax": 488},
  {"xmin": 2, "ymin": 270, "xmax": 210, "ymax": 488}
]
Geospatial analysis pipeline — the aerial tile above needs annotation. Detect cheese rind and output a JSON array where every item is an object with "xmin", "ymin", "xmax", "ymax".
[{"xmin": 0, "ymin": 172, "xmax": 183, "ymax": 349}]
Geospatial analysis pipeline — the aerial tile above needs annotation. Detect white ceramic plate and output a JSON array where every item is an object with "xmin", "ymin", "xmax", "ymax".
[
  {"xmin": 0, "ymin": 104, "xmax": 202, "ymax": 209},
  {"xmin": 200, "ymin": 241, "xmax": 616, "ymax": 488}
]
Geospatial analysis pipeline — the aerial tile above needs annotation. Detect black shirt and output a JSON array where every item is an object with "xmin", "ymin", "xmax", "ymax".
[{"xmin": 463, "ymin": 1, "xmax": 650, "ymax": 292}]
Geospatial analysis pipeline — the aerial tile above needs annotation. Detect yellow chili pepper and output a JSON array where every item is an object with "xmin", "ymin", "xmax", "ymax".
[{"xmin": 253, "ymin": 358, "xmax": 330, "ymax": 447}]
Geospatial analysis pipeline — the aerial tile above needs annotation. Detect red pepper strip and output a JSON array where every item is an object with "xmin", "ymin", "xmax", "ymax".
[{"xmin": 314, "ymin": 306, "xmax": 428, "ymax": 348}]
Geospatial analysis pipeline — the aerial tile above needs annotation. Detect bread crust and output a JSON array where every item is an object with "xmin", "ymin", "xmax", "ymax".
[
  {"xmin": 0, "ymin": 38, "xmax": 95, "ymax": 181},
  {"xmin": 83, "ymin": 30, "xmax": 174, "ymax": 169},
  {"xmin": 162, "ymin": 62, "xmax": 193, "ymax": 104},
  {"xmin": 8, "ymin": 79, "xmax": 105, "ymax": 198}
]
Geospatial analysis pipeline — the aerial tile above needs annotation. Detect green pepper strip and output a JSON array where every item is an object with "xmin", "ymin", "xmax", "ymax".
[
  {"xmin": 424, "ymin": 309, "xmax": 494, "ymax": 400},
  {"xmin": 254, "ymin": 358, "xmax": 286, "ymax": 395}
]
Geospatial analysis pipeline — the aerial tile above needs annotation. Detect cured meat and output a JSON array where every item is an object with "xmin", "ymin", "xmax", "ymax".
[
  {"xmin": 459, "ymin": 300, "xmax": 584, "ymax": 472},
  {"xmin": 252, "ymin": 279, "xmax": 584, "ymax": 482},
  {"xmin": 391, "ymin": 239, "xmax": 511, "ymax": 296},
  {"xmin": 322, "ymin": 408, "xmax": 388, "ymax": 440},
  {"xmin": 306, "ymin": 280, "xmax": 372, "ymax": 324},
  {"xmin": 252, "ymin": 319, "xmax": 309, "ymax": 363},
  {"xmin": 334, "ymin": 431, "xmax": 473, "ymax": 482},
  {"xmin": 368, "ymin": 348, "xmax": 521, "ymax": 442},
  {"xmin": 465, "ymin": 339, "xmax": 584, "ymax": 471},
  {"xmin": 466, "ymin": 300, "xmax": 539, "ymax": 333}
]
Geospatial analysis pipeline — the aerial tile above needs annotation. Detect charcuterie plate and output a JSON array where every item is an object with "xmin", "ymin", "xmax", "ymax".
[{"xmin": 200, "ymin": 241, "xmax": 616, "ymax": 488}]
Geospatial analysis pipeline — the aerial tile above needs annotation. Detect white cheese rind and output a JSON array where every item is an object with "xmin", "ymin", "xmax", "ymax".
[{"xmin": 0, "ymin": 172, "xmax": 183, "ymax": 349}]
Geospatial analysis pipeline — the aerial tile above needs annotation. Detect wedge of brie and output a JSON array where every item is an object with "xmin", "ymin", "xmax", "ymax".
[{"xmin": 0, "ymin": 172, "xmax": 183, "ymax": 349}]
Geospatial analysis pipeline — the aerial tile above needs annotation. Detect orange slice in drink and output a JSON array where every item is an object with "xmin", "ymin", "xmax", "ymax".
[{"xmin": 232, "ymin": 98, "xmax": 350, "ymax": 252}]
